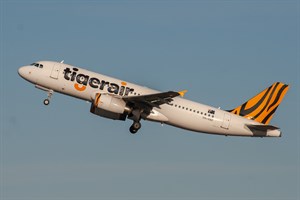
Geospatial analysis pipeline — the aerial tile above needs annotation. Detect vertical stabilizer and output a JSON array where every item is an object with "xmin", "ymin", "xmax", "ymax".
[{"xmin": 229, "ymin": 82, "xmax": 289, "ymax": 124}]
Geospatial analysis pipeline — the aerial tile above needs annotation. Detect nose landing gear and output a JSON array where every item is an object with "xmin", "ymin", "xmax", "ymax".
[
  {"xmin": 43, "ymin": 99, "xmax": 50, "ymax": 105},
  {"xmin": 43, "ymin": 90, "xmax": 53, "ymax": 106}
]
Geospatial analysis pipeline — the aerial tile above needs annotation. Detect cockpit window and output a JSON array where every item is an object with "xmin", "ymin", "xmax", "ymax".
[{"xmin": 30, "ymin": 63, "xmax": 43, "ymax": 68}]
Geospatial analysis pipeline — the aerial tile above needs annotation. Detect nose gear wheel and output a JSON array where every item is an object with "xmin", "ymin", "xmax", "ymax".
[{"xmin": 43, "ymin": 89, "xmax": 53, "ymax": 106}]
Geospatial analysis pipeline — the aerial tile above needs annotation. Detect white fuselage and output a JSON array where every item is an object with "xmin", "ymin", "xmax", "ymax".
[{"xmin": 18, "ymin": 61, "xmax": 281, "ymax": 137}]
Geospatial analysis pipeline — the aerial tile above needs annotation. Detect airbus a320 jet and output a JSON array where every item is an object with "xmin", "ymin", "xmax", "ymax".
[{"xmin": 18, "ymin": 61, "xmax": 289, "ymax": 137}]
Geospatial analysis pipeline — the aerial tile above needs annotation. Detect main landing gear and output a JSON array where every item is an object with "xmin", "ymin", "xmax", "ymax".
[
  {"xmin": 128, "ymin": 109, "xmax": 143, "ymax": 134},
  {"xmin": 129, "ymin": 121, "xmax": 141, "ymax": 134},
  {"xmin": 43, "ymin": 90, "xmax": 53, "ymax": 106}
]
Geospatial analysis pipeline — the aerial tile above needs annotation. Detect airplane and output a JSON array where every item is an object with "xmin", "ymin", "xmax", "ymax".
[{"xmin": 18, "ymin": 61, "xmax": 289, "ymax": 137}]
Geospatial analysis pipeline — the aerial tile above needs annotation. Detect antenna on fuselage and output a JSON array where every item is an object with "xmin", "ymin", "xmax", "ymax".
[{"xmin": 60, "ymin": 60, "xmax": 64, "ymax": 63}]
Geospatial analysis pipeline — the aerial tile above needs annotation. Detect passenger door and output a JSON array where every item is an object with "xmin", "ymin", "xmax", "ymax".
[
  {"xmin": 221, "ymin": 113, "xmax": 231, "ymax": 129},
  {"xmin": 50, "ymin": 63, "xmax": 61, "ymax": 79}
]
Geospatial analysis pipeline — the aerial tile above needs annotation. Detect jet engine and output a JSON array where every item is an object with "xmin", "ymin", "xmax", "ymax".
[{"xmin": 90, "ymin": 93, "xmax": 129, "ymax": 120}]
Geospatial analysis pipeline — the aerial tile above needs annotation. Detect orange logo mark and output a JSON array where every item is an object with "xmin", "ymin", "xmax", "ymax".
[
  {"xmin": 121, "ymin": 81, "xmax": 127, "ymax": 86},
  {"xmin": 74, "ymin": 83, "xmax": 86, "ymax": 91}
]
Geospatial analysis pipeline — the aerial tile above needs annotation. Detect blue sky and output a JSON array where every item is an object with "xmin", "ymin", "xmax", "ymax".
[{"xmin": 1, "ymin": 0, "xmax": 299, "ymax": 200}]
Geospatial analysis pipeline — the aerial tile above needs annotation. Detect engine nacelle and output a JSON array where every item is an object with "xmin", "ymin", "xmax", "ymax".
[
  {"xmin": 90, "ymin": 93, "xmax": 128, "ymax": 120},
  {"xmin": 93, "ymin": 93, "xmax": 126, "ymax": 113}
]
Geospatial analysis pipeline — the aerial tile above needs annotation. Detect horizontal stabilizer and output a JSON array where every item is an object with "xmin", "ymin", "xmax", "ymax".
[
  {"xmin": 246, "ymin": 124, "xmax": 279, "ymax": 131},
  {"xmin": 246, "ymin": 124, "xmax": 281, "ymax": 137}
]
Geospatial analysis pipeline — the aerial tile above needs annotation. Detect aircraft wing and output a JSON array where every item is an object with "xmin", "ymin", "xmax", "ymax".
[{"xmin": 122, "ymin": 90, "xmax": 187, "ymax": 108}]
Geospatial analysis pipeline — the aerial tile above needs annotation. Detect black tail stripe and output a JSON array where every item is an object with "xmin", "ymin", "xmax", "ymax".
[
  {"xmin": 239, "ymin": 85, "xmax": 273, "ymax": 116},
  {"xmin": 262, "ymin": 105, "xmax": 278, "ymax": 124},
  {"xmin": 267, "ymin": 84, "xmax": 288, "ymax": 112},
  {"xmin": 252, "ymin": 82, "xmax": 280, "ymax": 120}
]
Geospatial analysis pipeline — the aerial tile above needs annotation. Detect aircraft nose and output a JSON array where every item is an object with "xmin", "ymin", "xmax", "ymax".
[
  {"xmin": 18, "ymin": 66, "xmax": 32, "ymax": 80},
  {"xmin": 18, "ymin": 66, "xmax": 26, "ymax": 78}
]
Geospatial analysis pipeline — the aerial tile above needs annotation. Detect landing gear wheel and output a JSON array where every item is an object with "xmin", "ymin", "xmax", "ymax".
[
  {"xmin": 130, "ymin": 126, "xmax": 138, "ymax": 134},
  {"xmin": 133, "ymin": 122, "xmax": 141, "ymax": 130},
  {"xmin": 43, "ymin": 99, "xmax": 50, "ymax": 105},
  {"xmin": 43, "ymin": 89, "xmax": 53, "ymax": 106},
  {"xmin": 129, "ymin": 122, "xmax": 141, "ymax": 134}
]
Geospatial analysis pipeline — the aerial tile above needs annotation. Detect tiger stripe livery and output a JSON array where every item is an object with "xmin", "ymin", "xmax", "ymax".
[{"xmin": 229, "ymin": 82, "xmax": 289, "ymax": 125}]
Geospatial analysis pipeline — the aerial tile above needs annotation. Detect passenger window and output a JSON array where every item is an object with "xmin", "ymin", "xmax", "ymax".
[{"xmin": 34, "ymin": 64, "xmax": 39, "ymax": 67}]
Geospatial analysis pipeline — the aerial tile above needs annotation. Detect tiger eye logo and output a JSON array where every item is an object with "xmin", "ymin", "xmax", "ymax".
[{"xmin": 74, "ymin": 83, "xmax": 86, "ymax": 91}]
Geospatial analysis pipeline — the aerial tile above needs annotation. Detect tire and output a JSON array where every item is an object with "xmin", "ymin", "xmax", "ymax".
[
  {"xmin": 133, "ymin": 122, "xmax": 141, "ymax": 130},
  {"xmin": 130, "ymin": 126, "xmax": 137, "ymax": 134},
  {"xmin": 43, "ymin": 99, "xmax": 50, "ymax": 105}
]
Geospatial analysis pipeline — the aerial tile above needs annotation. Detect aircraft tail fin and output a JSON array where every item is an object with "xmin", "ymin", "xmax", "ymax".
[{"xmin": 228, "ymin": 82, "xmax": 289, "ymax": 124}]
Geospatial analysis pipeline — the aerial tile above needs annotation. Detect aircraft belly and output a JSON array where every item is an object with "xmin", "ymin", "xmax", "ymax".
[
  {"xmin": 163, "ymin": 108, "xmax": 253, "ymax": 136},
  {"xmin": 163, "ymin": 110, "xmax": 215, "ymax": 133}
]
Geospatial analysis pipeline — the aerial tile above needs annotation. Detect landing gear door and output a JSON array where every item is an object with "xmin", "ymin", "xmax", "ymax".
[
  {"xmin": 221, "ymin": 113, "xmax": 231, "ymax": 129},
  {"xmin": 50, "ymin": 64, "xmax": 61, "ymax": 79}
]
